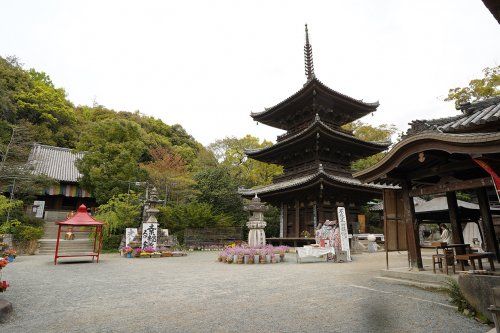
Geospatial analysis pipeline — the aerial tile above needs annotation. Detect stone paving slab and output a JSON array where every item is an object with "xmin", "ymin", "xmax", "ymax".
[{"xmin": 0, "ymin": 251, "xmax": 490, "ymax": 333}]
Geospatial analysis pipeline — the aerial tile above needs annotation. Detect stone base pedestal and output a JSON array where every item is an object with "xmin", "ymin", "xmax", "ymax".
[{"xmin": 248, "ymin": 228, "xmax": 266, "ymax": 248}]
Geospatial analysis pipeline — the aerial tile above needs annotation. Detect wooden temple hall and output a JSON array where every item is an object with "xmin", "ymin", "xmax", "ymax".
[
  {"xmin": 239, "ymin": 25, "xmax": 391, "ymax": 241},
  {"xmin": 354, "ymin": 96, "xmax": 500, "ymax": 269}
]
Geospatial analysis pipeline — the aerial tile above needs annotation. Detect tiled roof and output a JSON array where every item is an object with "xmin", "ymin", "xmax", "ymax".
[
  {"xmin": 250, "ymin": 77, "xmax": 379, "ymax": 118},
  {"xmin": 406, "ymin": 96, "xmax": 500, "ymax": 136},
  {"xmin": 28, "ymin": 144, "xmax": 84, "ymax": 182},
  {"xmin": 245, "ymin": 115, "xmax": 390, "ymax": 156},
  {"xmin": 440, "ymin": 96, "xmax": 500, "ymax": 133},
  {"xmin": 239, "ymin": 167, "xmax": 396, "ymax": 196}
]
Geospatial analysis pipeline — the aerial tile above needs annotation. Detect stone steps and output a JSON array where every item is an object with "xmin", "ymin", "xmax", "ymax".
[{"xmin": 38, "ymin": 239, "xmax": 95, "ymax": 255}]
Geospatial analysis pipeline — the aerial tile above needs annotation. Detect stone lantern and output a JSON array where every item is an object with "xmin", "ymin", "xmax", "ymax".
[
  {"xmin": 244, "ymin": 195, "xmax": 268, "ymax": 247},
  {"xmin": 141, "ymin": 187, "xmax": 163, "ymax": 248}
]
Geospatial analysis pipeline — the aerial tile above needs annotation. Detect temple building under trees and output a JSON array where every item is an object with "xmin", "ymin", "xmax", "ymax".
[
  {"xmin": 240, "ymin": 25, "xmax": 390, "ymax": 240},
  {"xmin": 29, "ymin": 143, "xmax": 95, "ymax": 215}
]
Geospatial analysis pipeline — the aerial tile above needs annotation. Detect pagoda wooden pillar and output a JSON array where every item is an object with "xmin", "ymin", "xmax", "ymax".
[
  {"xmin": 318, "ymin": 200, "xmax": 324, "ymax": 224},
  {"xmin": 283, "ymin": 203, "xmax": 288, "ymax": 238},
  {"xmin": 295, "ymin": 200, "xmax": 300, "ymax": 237},
  {"xmin": 476, "ymin": 188, "xmax": 499, "ymax": 261},
  {"xmin": 446, "ymin": 191, "xmax": 465, "ymax": 255},
  {"xmin": 279, "ymin": 203, "xmax": 284, "ymax": 238},
  {"xmin": 402, "ymin": 181, "xmax": 423, "ymax": 270}
]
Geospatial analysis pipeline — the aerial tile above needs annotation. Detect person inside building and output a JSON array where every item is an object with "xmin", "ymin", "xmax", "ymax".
[{"xmin": 438, "ymin": 223, "xmax": 452, "ymax": 244}]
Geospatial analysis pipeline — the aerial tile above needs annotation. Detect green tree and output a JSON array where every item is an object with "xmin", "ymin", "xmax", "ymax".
[
  {"xmin": 94, "ymin": 192, "xmax": 143, "ymax": 250},
  {"xmin": 94, "ymin": 193, "xmax": 142, "ymax": 234},
  {"xmin": 193, "ymin": 166, "xmax": 246, "ymax": 226},
  {"xmin": 140, "ymin": 147, "xmax": 196, "ymax": 203},
  {"xmin": 208, "ymin": 135, "xmax": 283, "ymax": 188},
  {"xmin": 76, "ymin": 118, "xmax": 148, "ymax": 204},
  {"xmin": 0, "ymin": 121, "xmax": 54, "ymax": 203},
  {"xmin": 445, "ymin": 65, "xmax": 500, "ymax": 108},
  {"xmin": 342, "ymin": 121, "xmax": 397, "ymax": 172}
]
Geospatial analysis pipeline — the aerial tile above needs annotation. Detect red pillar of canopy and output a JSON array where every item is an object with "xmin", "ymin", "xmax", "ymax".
[{"xmin": 54, "ymin": 204, "xmax": 104, "ymax": 265}]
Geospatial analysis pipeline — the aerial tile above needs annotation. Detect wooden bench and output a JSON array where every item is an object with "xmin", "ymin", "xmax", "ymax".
[{"xmin": 455, "ymin": 252, "xmax": 495, "ymax": 271}]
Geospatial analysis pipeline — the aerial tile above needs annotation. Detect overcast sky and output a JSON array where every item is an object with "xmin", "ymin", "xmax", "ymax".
[{"xmin": 1, "ymin": 1, "xmax": 499, "ymax": 145}]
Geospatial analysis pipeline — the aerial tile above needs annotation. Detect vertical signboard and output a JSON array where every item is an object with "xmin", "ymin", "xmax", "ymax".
[
  {"xmin": 141, "ymin": 223, "xmax": 158, "ymax": 248},
  {"xmin": 337, "ymin": 206, "xmax": 351, "ymax": 261},
  {"xmin": 125, "ymin": 228, "xmax": 138, "ymax": 246},
  {"xmin": 34, "ymin": 200, "xmax": 45, "ymax": 218}
]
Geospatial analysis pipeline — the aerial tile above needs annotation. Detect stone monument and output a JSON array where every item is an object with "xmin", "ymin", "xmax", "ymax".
[{"xmin": 244, "ymin": 195, "xmax": 268, "ymax": 247}]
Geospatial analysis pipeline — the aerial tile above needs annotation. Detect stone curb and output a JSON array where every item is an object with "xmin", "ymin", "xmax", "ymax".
[{"xmin": 374, "ymin": 276, "xmax": 445, "ymax": 290}]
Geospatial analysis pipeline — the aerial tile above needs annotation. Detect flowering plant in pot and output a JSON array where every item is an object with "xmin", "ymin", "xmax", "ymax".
[
  {"xmin": 258, "ymin": 249, "xmax": 267, "ymax": 264},
  {"xmin": 134, "ymin": 248, "xmax": 142, "ymax": 257},
  {"xmin": 0, "ymin": 280, "xmax": 9, "ymax": 292},
  {"xmin": 247, "ymin": 249, "xmax": 256, "ymax": 264},
  {"xmin": 235, "ymin": 248, "xmax": 244, "ymax": 264},
  {"xmin": 143, "ymin": 246, "xmax": 156, "ymax": 254},
  {"xmin": 242, "ymin": 248, "xmax": 250, "ymax": 264},
  {"xmin": 4, "ymin": 249, "xmax": 16, "ymax": 262},
  {"xmin": 0, "ymin": 258, "xmax": 8, "ymax": 269},
  {"xmin": 123, "ymin": 246, "xmax": 133, "ymax": 258},
  {"xmin": 277, "ymin": 246, "xmax": 288, "ymax": 262}
]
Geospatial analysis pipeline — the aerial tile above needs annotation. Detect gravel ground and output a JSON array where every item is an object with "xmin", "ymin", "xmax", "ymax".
[{"xmin": 0, "ymin": 251, "xmax": 489, "ymax": 333}]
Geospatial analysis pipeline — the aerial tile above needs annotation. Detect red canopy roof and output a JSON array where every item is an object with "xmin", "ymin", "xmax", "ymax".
[{"xmin": 56, "ymin": 204, "xmax": 104, "ymax": 226}]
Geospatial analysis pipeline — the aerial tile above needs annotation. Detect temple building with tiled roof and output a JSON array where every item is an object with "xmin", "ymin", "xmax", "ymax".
[
  {"xmin": 240, "ymin": 25, "xmax": 390, "ymax": 240},
  {"xmin": 406, "ymin": 96, "xmax": 500, "ymax": 137},
  {"xmin": 28, "ymin": 143, "xmax": 95, "ymax": 214}
]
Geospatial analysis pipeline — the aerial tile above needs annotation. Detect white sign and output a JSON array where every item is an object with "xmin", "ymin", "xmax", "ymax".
[
  {"xmin": 337, "ymin": 207, "xmax": 351, "ymax": 261},
  {"xmin": 125, "ymin": 228, "xmax": 138, "ymax": 246},
  {"xmin": 141, "ymin": 223, "xmax": 158, "ymax": 249},
  {"xmin": 33, "ymin": 200, "xmax": 45, "ymax": 218}
]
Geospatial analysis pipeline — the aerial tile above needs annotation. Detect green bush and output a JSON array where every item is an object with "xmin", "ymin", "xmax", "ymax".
[
  {"xmin": 17, "ymin": 225, "xmax": 44, "ymax": 241},
  {"xmin": 158, "ymin": 202, "xmax": 234, "ymax": 244},
  {"xmin": 94, "ymin": 193, "xmax": 142, "ymax": 248},
  {"xmin": 102, "ymin": 234, "xmax": 122, "ymax": 250}
]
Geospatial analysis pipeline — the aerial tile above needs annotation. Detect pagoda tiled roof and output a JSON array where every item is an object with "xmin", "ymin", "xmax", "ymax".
[
  {"xmin": 239, "ymin": 166, "xmax": 395, "ymax": 197},
  {"xmin": 250, "ymin": 77, "xmax": 379, "ymax": 121},
  {"xmin": 406, "ymin": 96, "xmax": 500, "ymax": 136},
  {"xmin": 245, "ymin": 115, "xmax": 390, "ymax": 158}
]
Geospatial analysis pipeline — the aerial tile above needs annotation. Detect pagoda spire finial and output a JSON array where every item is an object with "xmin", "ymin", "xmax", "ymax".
[{"xmin": 304, "ymin": 24, "xmax": 315, "ymax": 81}]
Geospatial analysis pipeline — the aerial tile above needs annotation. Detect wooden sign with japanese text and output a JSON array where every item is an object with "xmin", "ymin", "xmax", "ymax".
[{"xmin": 337, "ymin": 207, "xmax": 351, "ymax": 261}]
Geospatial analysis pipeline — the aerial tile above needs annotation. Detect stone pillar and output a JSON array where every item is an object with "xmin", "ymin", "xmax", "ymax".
[{"xmin": 244, "ymin": 196, "xmax": 268, "ymax": 247}]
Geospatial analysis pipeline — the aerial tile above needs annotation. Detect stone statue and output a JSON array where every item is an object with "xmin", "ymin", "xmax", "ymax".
[{"xmin": 244, "ymin": 195, "xmax": 268, "ymax": 247}]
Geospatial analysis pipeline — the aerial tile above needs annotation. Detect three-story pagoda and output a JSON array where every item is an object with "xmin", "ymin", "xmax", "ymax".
[{"xmin": 240, "ymin": 25, "xmax": 390, "ymax": 239}]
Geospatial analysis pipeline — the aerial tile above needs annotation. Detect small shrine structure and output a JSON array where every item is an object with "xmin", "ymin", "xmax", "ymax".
[
  {"xmin": 239, "ymin": 25, "xmax": 390, "ymax": 242},
  {"xmin": 54, "ymin": 204, "xmax": 103, "ymax": 265}
]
